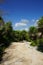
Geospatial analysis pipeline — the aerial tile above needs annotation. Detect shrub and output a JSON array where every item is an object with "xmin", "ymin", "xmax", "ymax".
[
  {"xmin": 37, "ymin": 38, "xmax": 43, "ymax": 52},
  {"xmin": 0, "ymin": 46, "xmax": 4, "ymax": 62},
  {"xmin": 30, "ymin": 41, "xmax": 36, "ymax": 46}
]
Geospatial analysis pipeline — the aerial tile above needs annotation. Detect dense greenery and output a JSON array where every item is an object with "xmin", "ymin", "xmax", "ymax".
[
  {"xmin": 29, "ymin": 26, "xmax": 38, "ymax": 40},
  {"xmin": 0, "ymin": 16, "xmax": 43, "ymax": 63},
  {"xmin": 37, "ymin": 17, "xmax": 43, "ymax": 52},
  {"xmin": 38, "ymin": 17, "xmax": 43, "ymax": 28},
  {"xmin": 0, "ymin": 17, "xmax": 29, "ymax": 62},
  {"xmin": 13, "ymin": 30, "xmax": 29, "ymax": 42},
  {"xmin": 29, "ymin": 17, "xmax": 43, "ymax": 52},
  {"xmin": 0, "ymin": 17, "xmax": 14, "ymax": 62}
]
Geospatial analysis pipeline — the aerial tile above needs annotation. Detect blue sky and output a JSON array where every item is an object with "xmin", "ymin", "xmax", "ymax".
[{"xmin": 0, "ymin": 0, "xmax": 43, "ymax": 31}]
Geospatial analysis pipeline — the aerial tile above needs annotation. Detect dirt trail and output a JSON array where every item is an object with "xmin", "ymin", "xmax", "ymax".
[{"xmin": 0, "ymin": 42, "xmax": 43, "ymax": 65}]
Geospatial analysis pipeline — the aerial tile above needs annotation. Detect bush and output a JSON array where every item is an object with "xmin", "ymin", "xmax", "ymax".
[
  {"xmin": 37, "ymin": 38, "xmax": 43, "ymax": 52},
  {"xmin": 30, "ymin": 41, "xmax": 36, "ymax": 46},
  {"xmin": 0, "ymin": 46, "xmax": 4, "ymax": 62}
]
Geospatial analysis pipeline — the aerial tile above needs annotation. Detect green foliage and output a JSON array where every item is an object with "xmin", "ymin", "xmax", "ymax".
[
  {"xmin": 0, "ymin": 17, "xmax": 13, "ymax": 62},
  {"xmin": 38, "ymin": 17, "xmax": 43, "ymax": 28},
  {"xmin": 5, "ymin": 22, "xmax": 12, "ymax": 32},
  {"xmin": 13, "ymin": 30, "xmax": 29, "ymax": 42},
  {"xmin": 30, "ymin": 41, "xmax": 36, "ymax": 46},
  {"xmin": 0, "ymin": 47, "xmax": 3, "ymax": 62},
  {"xmin": 37, "ymin": 17, "xmax": 43, "ymax": 52},
  {"xmin": 20, "ymin": 30, "xmax": 28, "ymax": 41},
  {"xmin": 29, "ymin": 26, "xmax": 37, "ymax": 34},
  {"xmin": 29, "ymin": 26, "xmax": 37, "ymax": 40},
  {"xmin": 0, "ymin": 17, "xmax": 4, "ymax": 27},
  {"xmin": 30, "ymin": 40, "xmax": 37, "ymax": 46},
  {"xmin": 37, "ymin": 38, "xmax": 43, "ymax": 52}
]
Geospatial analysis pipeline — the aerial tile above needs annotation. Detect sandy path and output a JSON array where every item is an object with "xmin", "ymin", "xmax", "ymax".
[{"xmin": 0, "ymin": 42, "xmax": 43, "ymax": 65}]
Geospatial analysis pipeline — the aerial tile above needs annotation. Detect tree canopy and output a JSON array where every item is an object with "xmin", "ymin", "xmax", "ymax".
[{"xmin": 38, "ymin": 17, "xmax": 43, "ymax": 28}]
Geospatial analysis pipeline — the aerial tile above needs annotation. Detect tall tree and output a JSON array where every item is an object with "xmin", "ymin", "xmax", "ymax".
[
  {"xmin": 29, "ymin": 26, "xmax": 37, "ymax": 40},
  {"xmin": 38, "ymin": 17, "xmax": 43, "ymax": 28},
  {"xmin": 38, "ymin": 17, "xmax": 43, "ymax": 34}
]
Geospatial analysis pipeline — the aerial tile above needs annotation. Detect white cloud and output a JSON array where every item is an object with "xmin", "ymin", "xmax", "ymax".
[
  {"xmin": 34, "ymin": 19, "xmax": 39, "ymax": 26},
  {"xmin": 20, "ymin": 19, "xmax": 29, "ymax": 23},
  {"xmin": 13, "ymin": 19, "xmax": 39, "ymax": 30},
  {"xmin": 15, "ymin": 22, "xmax": 27, "ymax": 27},
  {"xmin": 30, "ymin": 19, "xmax": 39, "ymax": 26},
  {"xmin": 36, "ymin": 19, "xmax": 39, "ymax": 22},
  {"xmin": 14, "ymin": 19, "xmax": 29, "ymax": 28}
]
